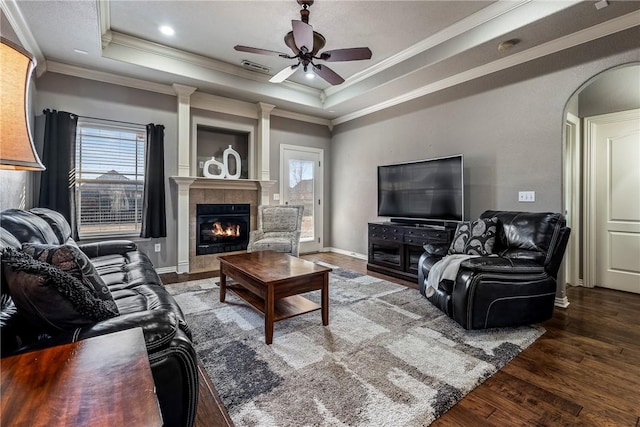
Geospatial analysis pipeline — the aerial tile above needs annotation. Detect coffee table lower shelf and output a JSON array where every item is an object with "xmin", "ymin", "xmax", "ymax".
[{"xmin": 227, "ymin": 284, "xmax": 321, "ymax": 322}]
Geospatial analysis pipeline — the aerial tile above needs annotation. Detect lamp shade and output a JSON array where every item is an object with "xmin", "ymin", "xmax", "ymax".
[{"xmin": 0, "ymin": 37, "xmax": 45, "ymax": 171}]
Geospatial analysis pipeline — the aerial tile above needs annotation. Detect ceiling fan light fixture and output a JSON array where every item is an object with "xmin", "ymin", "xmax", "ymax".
[
  {"xmin": 284, "ymin": 31, "xmax": 326, "ymax": 56},
  {"xmin": 237, "ymin": 0, "xmax": 371, "ymax": 86}
]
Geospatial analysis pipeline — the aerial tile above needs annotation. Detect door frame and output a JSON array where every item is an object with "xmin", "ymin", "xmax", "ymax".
[
  {"xmin": 583, "ymin": 109, "xmax": 640, "ymax": 288},
  {"xmin": 561, "ymin": 112, "xmax": 582, "ymax": 299},
  {"xmin": 279, "ymin": 144, "xmax": 324, "ymax": 253}
]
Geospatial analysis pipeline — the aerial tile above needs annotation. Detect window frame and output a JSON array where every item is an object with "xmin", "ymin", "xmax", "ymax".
[{"xmin": 74, "ymin": 117, "xmax": 146, "ymax": 239}]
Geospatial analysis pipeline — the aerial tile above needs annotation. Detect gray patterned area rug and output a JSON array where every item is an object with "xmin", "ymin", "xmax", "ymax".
[{"xmin": 167, "ymin": 265, "xmax": 544, "ymax": 427}]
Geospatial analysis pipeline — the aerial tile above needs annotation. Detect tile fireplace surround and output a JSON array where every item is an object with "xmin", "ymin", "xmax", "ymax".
[{"xmin": 170, "ymin": 177, "xmax": 274, "ymax": 274}]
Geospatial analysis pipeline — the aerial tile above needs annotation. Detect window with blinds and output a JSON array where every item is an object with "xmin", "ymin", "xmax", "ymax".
[{"xmin": 75, "ymin": 118, "xmax": 146, "ymax": 238}]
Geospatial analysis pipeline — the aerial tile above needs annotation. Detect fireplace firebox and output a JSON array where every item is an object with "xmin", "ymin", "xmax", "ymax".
[{"xmin": 196, "ymin": 204, "xmax": 250, "ymax": 255}]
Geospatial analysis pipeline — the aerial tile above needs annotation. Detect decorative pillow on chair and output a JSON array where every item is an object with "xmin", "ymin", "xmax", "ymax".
[
  {"xmin": 448, "ymin": 217, "xmax": 498, "ymax": 256},
  {"xmin": 22, "ymin": 243, "xmax": 116, "ymax": 308},
  {"xmin": 1, "ymin": 248, "xmax": 119, "ymax": 333}
]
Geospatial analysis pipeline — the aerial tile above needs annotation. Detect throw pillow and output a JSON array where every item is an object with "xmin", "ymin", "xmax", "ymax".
[
  {"xmin": 22, "ymin": 243, "xmax": 116, "ymax": 309},
  {"xmin": 448, "ymin": 217, "xmax": 498, "ymax": 256},
  {"xmin": 1, "ymin": 248, "xmax": 119, "ymax": 333}
]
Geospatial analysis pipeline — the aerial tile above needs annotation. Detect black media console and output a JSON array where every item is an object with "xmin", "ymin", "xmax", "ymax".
[{"xmin": 367, "ymin": 221, "xmax": 455, "ymax": 281}]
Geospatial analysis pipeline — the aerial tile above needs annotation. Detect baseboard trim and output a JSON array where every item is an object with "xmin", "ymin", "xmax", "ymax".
[
  {"xmin": 555, "ymin": 296, "xmax": 570, "ymax": 308},
  {"xmin": 326, "ymin": 247, "xmax": 368, "ymax": 260},
  {"xmin": 155, "ymin": 266, "xmax": 177, "ymax": 275}
]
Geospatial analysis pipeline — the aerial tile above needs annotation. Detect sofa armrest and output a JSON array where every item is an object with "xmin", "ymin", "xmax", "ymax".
[
  {"xmin": 78, "ymin": 240, "xmax": 138, "ymax": 258},
  {"xmin": 73, "ymin": 310, "xmax": 178, "ymax": 352},
  {"xmin": 4, "ymin": 310, "xmax": 178, "ymax": 358},
  {"xmin": 423, "ymin": 243, "xmax": 448, "ymax": 257},
  {"xmin": 459, "ymin": 256, "xmax": 545, "ymax": 275}
]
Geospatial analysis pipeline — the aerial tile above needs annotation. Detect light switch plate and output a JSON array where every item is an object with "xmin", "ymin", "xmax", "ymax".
[
  {"xmin": 518, "ymin": 191, "xmax": 535, "ymax": 202},
  {"xmin": 154, "ymin": 243, "xmax": 161, "ymax": 252},
  {"xmin": 273, "ymin": 193, "xmax": 280, "ymax": 201}
]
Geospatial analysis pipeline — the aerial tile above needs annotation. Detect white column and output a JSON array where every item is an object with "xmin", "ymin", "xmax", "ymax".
[
  {"xmin": 170, "ymin": 177, "xmax": 195, "ymax": 274},
  {"xmin": 256, "ymin": 102, "xmax": 275, "ymax": 182},
  {"xmin": 173, "ymin": 84, "xmax": 197, "ymax": 177},
  {"xmin": 172, "ymin": 83, "xmax": 196, "ymax": 274}
]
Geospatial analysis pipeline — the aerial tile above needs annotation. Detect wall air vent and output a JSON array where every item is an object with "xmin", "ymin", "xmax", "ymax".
[{"xmin": 241, "ymin": 60, "xmax": 270, "ymax": 74}]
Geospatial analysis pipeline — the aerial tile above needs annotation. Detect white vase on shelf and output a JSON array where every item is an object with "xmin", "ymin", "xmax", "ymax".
[
  {"xmin": 223, "ymin": 145, "xmax": 241, "ymax": 180},
  {"xmin": 202, "ymin": 156, "xmax": 225, "ymax": 178}
]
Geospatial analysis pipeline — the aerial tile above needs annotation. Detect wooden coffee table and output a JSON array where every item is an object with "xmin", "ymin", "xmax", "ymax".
[{"xmin": 218, "ymin": 251, "xmax": 332, "ymax": 344}]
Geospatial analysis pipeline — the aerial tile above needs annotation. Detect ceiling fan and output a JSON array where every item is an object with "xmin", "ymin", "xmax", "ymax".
[{"xmin": 234, "ymin": 0, "xmax": 372, "ymax": 85}]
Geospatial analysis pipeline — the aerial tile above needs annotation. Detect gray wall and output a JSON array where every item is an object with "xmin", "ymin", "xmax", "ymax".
[
  {"xmin": 578, "ymin": 63, "xmax": 640, "ymax": 117},
  {"xmin": 35, "ymin": 73, "xmax": 178, "ymax": 268},
  {"xmin": 330, "ymin": 29, "xmax": 640, "ymax": 256}
]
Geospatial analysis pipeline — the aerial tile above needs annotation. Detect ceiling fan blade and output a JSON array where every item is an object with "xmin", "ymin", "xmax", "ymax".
[
  {"xmin": 313, "ymin": 64, "xmax": 344, "ymax": 85},
  {"xmin": 320, "ymin": 47, "xmax": 372, "ymax": 62},
  {"xmin": 269, "ymin": 64, "xmax": 299, "ymax": 83},
  {"xmin": 234, "ymin": 45, "xmax": 290, "ymax": 58},
  {"xmin": 292, "ymin": 20, "xmax": 313, "ymax": 52}
]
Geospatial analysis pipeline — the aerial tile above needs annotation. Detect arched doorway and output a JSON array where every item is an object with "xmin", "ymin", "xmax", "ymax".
[{"xmin": 562, "ymin": 63, "xmax": 640, "ymax": 299}]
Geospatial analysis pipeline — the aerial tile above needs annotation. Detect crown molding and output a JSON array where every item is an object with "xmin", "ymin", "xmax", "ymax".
[
  {"xmin": 325, "ymin": 0, "xmax": 582, "ymax": 102},
  {"xmin": 191, "ymin": 92, "xmax": 258, "ymax": 119},
  {"xmin": 104, "ymin": 30, "xmax": 321, "ymax": 98},
  {"xmin": 98, "ymin": 0, "xmax": 111, "ymax": 48},
  {"xmin": 325, "ymin": 0, "xmax": 532, "ymax": 98},
  {"xmin": 43, "ymin": 61, "xmax": 331, "ymax": 128},
  {"xmin": 331, "ymin": 10, "xmax": 640, "ymax": 127},
  {"xmin": 44, "ymin": 61, "xmax": 176, "ymax": 95},
  {"xmin": 0, "ymin": 0, "xmax": 46, "ymax": 76},
  {"xmin": 271, "ymin": 109, "xmax": 331, "ymax": 129}
]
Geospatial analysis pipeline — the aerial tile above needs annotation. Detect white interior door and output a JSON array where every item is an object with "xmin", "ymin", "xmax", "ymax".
[
  {"xmin": 280, "ymin": 145, "xmax": 323, "ymax": 253},
  {"xmin": 585, "ymin": 109, "xmax": 640, "ymax": 294}
]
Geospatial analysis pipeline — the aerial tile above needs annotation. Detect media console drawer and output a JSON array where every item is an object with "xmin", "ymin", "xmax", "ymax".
[
  {"xmin": 404, "ymin": 228, "xmax": 450, "ymax": 245},
  {"xmin": 369, "ymin": 224, "xmax": 403, "ymax": 241},
  {"xmin": 367, "ymin": 222, "xmax": 454, "ymax": 281}
]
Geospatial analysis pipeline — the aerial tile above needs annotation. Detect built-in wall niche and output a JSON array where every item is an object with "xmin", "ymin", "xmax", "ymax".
[{"xmin": 196, "ymin": 125, "xmax": 249, "ymax": 179}]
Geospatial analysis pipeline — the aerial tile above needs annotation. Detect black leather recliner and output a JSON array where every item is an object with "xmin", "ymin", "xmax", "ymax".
[
  {"xmin": 1, "ymin": 208, "xmax": 198, "ymax": 427},
  {"xmin": 418, "ymin": 210, "xmax": 571, "ymax": 329}
]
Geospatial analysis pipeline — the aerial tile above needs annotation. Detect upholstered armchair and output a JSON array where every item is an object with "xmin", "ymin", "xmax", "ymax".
[
  {"xmin": 247, "ymin": 205, "xmax": 304, "ymax": 256},
  {"xmin": 418, "ymin": 210, "xmax": 571, "ymax": 330}
]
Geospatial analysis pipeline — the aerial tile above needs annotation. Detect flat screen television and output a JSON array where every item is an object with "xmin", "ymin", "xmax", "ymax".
[{"xmin": 377, "ymin": 154, "xmax": 464, "ymax": 223}]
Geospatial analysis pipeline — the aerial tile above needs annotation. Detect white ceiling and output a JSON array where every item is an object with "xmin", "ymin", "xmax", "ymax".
[{"xmin": 5, "ymin": 0, "xmax": 640, "ymax": 124}]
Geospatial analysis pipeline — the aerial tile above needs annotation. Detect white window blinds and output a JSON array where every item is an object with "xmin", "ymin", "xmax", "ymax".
[{"xmin": 75, "ymin": 118, "xmax": 146, "ymax": 238}]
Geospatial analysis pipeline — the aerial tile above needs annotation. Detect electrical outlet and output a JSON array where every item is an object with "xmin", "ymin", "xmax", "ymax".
[
  {"xmin": 154, "ymin": 243, "xmax": 161, "ymax": 252},
  {"xmin": 518, "ymin": 191, "xmax": 535, "ymax": 202},
  {"xmin": 273, "ymin": 193, "xmax": 280, "ymax": 201},
  {"xmin": 198, "ymin": 161, "xmax": 204, "ymax": 169}
]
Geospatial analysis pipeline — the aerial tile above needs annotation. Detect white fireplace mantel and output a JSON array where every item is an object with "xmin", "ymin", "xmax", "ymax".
[{"xmin": 170, "ymin": 177, "xmax": 275, "ymax": 273}]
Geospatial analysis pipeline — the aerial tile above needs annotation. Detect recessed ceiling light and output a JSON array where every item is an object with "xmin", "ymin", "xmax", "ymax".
[
  {"xmin": 73, "ymin": 48, "xmax": 88, "ymax": 55},
  {"xmin": 159, "ymin": 25, "xmax": 175, "ymax": 36}
]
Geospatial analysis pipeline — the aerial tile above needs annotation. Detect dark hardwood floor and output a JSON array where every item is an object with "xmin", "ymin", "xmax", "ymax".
[{"xmin": 165, "ymin": 252, "xmax": 640, "ymax": 427}]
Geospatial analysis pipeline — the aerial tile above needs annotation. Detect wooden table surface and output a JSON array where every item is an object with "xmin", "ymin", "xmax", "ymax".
[
  {"xmin": 219, "ymin": 250, "xmax": 332, "ymax": 283},
  {"xmin": 1, "ymin": 328, "xmax": 162, "ymax": 427},
  {"xmin": 219, "ymin": 251, "xmax": 332, "ymax": 344}
]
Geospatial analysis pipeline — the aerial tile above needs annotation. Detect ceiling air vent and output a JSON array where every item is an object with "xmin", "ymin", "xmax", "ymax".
[{"xmin": 241, "ymin": 60, "xmax": 270, "ymax": 74}]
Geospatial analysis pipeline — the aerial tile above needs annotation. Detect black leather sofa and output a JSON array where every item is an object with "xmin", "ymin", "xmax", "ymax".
[
  {"xmin": 1, "ymin": 208, "xmax": 198, "ymax": 427},
  {"xmin": 418, "ymin": 210, "xmax": 570, "ymax": 329}
]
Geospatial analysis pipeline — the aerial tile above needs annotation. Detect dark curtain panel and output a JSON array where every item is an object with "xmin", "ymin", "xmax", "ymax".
[
  {"xmin": 38, "ymin": 109, "xmax": 78, "ymax": 238},
  {"xmin": 141, "ymin": 123, "xmax": 167, "ymax": 238}
]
